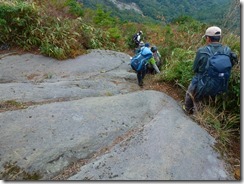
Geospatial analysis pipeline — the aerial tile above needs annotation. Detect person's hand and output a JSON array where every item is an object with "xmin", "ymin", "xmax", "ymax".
[{"xmin": 230, "ymin": 52, "xmax": 238, "ymax": 65}]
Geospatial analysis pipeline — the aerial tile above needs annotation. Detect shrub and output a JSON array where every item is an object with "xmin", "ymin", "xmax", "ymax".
[
  {"xmin": 93, "ymin": 5, "xmax": 115, "ymax": 27},
  {"xmin": 160, "ymin": 48, "xmax": 194, "ymax": 87},
  {"xmin": 107, "ymin": 27, "xmax": 121, "ymax": 44},
  {"xmin": 0, "ymin": 0, "xmax": 40, "ymax": 48},
  {"xmin": 65, "ymin": 0, "xmax": 84, "ymax": 17},
  {"xmin": 36, "ymin": 16, "xmax": 83, "ymax": 59}
]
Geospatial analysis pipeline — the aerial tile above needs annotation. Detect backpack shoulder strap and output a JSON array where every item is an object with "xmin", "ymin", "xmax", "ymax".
[
  {"xmin": 202, "ymin": 46, "xmax": 213, "ymax": 71},
  {"xmin": 206, "ymin": 46, "xmax": 214, "ymax": 56},
  {"xmin": 140, "ymin": 47, "xmax": 145, "ymax": 54},
  {"xmin": 208, "ymin": 45, "xmax": 231, "ymax": 56},
  {"xmin": 223, "ymin": 46, "xmax": 231, "ymax": 55}
]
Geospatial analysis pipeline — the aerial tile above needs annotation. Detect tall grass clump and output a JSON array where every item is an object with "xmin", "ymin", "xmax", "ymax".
[
  {"xmin": 160, "ymin": 48, "xmax": 194, "ymax": 87},
  {"xmin": 37, "ymin": 1, "xmax": 125, "ymax": 58},
  {"xmin": 160, "ymin": 16, "xmax": 206, "ymax": 60},
  {"xmin": 37, "ymin": 16, "xmax": 83, "ymax": 59},
  {"xmin": 0, "ymin": 0, "xmax": 40, "ymax": 49},
  {"xmin": 194, "ymin": 103, "xmax": 240, "ymax": 149}
]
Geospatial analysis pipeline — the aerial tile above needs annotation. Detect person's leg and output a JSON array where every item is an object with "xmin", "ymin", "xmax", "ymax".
[
  {"xmin": 137, "ymin": 72, "xmax": 143, "ymax": 86},
  {"xmin": 184, "ymin": 85, "xmax": 194, "ymax": 114},
  {"xmin": 140, "ymin": 67, "xmax": 147, "ymax": 85},
  {"xmin": 146, "ymin": 64, "xmax": 151, "ymax": 74},
  {"xmin": 141, "ymin": 68, "xmax": 146, "ymax": 81},
  {"xmin": 137, "ymin": 69, "xmax": 147, "ymax": 87},
  {"xmin": 184, "ymin": 76, "xmax": 198, "ymax": 114}
]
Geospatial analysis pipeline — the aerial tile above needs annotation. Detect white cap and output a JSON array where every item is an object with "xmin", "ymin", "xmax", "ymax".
[
  {"xmin": 204, "ymin": 26, "xmax": 221, "ymax": 37},
  {"xmin": 139, "ymin": 41, "xmax": 144, "ymax": 47}
]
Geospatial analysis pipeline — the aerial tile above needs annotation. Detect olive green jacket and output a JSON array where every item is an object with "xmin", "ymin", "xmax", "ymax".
[{"xmin": 147, "ymin": 57, "xmax": 160, "ymax": 73}]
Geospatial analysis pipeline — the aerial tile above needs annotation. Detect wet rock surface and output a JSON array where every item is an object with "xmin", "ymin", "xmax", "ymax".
[{"xmin": 0, "ymin": 50, "xmax": 233, "ymax": 180}]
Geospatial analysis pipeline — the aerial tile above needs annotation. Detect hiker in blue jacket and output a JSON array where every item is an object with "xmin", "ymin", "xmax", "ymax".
[
  {"xmin": 183, "ymin": 26, "xmax": 238, "ymax": 114},
  {"xmin": 137, "ymin": 43, "xmax": 160, "ymax": 87}
]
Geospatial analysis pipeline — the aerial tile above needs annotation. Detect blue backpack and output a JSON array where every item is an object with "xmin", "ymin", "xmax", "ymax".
[
  {"xmin": 130, "ymin": 47, "xmax": 152, "ymax": 72},
  {"xmin": 195, "ymin": 46, "xmax": 232, "ymax": 100}
]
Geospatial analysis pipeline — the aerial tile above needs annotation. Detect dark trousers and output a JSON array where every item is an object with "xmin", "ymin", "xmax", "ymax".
[
  {"xmin": 184, "ymin": 76, "xmax": 198, "ymax": 112},
  {"xmin": 137, "ymin": 68, "xmax": 147, "ymax": 86}
]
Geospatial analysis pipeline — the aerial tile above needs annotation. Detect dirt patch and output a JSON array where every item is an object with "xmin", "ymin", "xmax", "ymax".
[
  {"xmin": 1, "ymin": 161, "xmax": 42, "ymax": 180},
  {"xmin": 143, "ymin": 75, "xmax": 185, "ymax": 102},
  {"xmin": 0, "ymin": 100, "xmax": 27, "ymax": 112}
]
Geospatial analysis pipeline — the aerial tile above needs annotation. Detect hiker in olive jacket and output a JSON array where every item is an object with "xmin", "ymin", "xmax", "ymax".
[
  {"xmin": 184, "ymin": 26, "xmax": 238, "ymax": 114},
  {"xmin": 147, "ymin": 46, "xmax": 161, "ymax": 74}
]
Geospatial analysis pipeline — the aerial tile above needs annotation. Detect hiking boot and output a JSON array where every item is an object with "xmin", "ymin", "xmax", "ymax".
[
  {"xmin": 138, "ymin": 83, "xmax": 143, "ymax": 88},
  {"xmin": 182, "ymin": 105, "xmax": 193, "ymax": 115},
  {"xmin": 138, "ymin": 81, "xmax": 143, "ymax": 87}
]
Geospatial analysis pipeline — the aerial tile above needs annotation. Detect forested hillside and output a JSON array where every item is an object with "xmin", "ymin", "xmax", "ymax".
[{"xmin": 78, "ymin": 0, "xmax": 240, "ymax": 34}]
